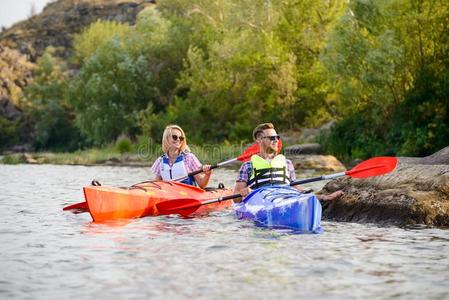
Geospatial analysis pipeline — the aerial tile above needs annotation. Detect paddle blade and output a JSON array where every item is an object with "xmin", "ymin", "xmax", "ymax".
[
  {"xmin": 156, "ymin": 199, "xmax": 202, "ymax": 216},
  {"xmin": 63, "ymin": 201, "xmax": 89, "ymax": 212},
  {"xmin": 347, "ymin": 157, "xmax": 398, "ymax": 178},
  {"xmin": 237, "ymin": 143, "xmax": 260, "ymax": 162},
  {"xmin": 236, "ymin": 139, "xmax": 283, "ymax": 162}
]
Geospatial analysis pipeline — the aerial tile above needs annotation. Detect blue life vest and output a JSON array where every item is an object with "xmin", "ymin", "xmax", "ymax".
[{"xmin": 160, "ymin": 153, "xmax": 196, "ymax": 186}]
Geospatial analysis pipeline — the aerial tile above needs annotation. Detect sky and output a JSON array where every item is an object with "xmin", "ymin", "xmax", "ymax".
[{"xmin": 0, "ymin": 0, "xmax": 54, "ymax": 29}]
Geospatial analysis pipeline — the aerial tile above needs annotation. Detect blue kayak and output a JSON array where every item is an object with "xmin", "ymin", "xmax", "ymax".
[{"xmin": 233, "ymin": 185, "xmax": 323, "ymax": 233}]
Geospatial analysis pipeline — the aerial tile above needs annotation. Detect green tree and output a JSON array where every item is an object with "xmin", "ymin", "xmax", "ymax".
[
  {"xmin": 24, "ymin": 47, "xmax": 83, "ymax": 150},
  {"xmin": 321, "ymin": 0, "xmax": 449, "ymax": 158},
  {"xmin": 69, "ymin": 38, "xmax": 157, "ymax": 145},
  {"xmin": 73, "ymin": 20, "xmax": 131, "ymax": 65}
]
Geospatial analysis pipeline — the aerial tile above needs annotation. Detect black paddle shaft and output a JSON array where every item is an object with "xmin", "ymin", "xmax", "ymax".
[
  {"xmin": 290, "ymin": 176, "xmax": 325, "ymax": 186},
  {"xmin": 187, "ymin": 164, "xmax": 219, "ymax": 177}
]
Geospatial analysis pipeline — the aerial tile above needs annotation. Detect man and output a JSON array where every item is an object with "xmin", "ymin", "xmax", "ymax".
[{"xmin": 233, "ymin": 123, "xmax": 344, "ymax": 202}]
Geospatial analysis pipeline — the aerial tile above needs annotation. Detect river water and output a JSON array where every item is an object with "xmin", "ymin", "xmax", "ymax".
[{"xmin": 1, "ymin": 164, "xmax": 448, "ymax": 299}]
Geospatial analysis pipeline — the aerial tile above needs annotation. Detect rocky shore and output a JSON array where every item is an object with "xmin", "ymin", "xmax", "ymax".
[{"xmin": 320, "ymin": 147, "xmax": 449, "ymax": 228}]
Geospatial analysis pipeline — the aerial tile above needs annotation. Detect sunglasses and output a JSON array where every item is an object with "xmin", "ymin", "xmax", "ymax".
[
  {"xmin": 171, "ymin": 134, "xmax": 185, "ymax": 142},
  {"xmin": 262, "ymin": 135, "xmax": 281, "ymax": 141}
]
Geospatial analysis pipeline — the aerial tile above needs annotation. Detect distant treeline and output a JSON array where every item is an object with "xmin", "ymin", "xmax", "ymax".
[{"xmin": 2, "ymin": 0, "xmax": 448, "ymax": 160}]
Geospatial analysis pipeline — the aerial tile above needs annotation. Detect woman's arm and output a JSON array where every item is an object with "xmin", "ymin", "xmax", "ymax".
[{"xmin": 193, "ymin": 165, "xmax": 212, "ymax": 189}]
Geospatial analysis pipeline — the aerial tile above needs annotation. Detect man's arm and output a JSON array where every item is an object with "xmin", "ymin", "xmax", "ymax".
[{"xmin": 233, "ymin": 181, "xmax": 252, "ymax": 203}]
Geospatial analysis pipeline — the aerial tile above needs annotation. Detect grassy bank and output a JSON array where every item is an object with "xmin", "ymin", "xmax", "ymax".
[{"xmin": 0, "ymin": 143, "xmax": 251, "ymax": 166}]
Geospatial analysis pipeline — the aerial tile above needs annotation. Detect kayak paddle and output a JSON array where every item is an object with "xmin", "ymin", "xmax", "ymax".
[
  {"xmin": 157, "ymin": 193, "xmax": 242, "ymax": 217},
  {"xmin": 289, "ymin": 156, "xmax": 398, "ymax": 185},
  {"xmin": 173, "ymin": 139, "xmax": 283, "ymax": 181},
  {"xmin": 157, "ymin": 156, "xmax": 398, "ymax": 216},
  {"xmin": 63, "ymin": 201, "xmax": 89, "ymax": 213}
]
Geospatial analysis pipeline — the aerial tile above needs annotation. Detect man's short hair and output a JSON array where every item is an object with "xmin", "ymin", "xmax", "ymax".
[{"xmin": 252, "ymin": 123, "xmax": 275, "ymax": 140}]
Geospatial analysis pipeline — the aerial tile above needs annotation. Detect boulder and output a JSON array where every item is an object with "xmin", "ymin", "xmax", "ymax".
[
  {"xmin": 284, "ymin": 143, "xmax": 322, "ymax": 155},
  {"xmin": 288, "ymin": 154, "xmax": 346, "ymax": 172},
  {"xmin": 23, "ymin": 153, "xmax": 38, "ymax": 164},
  {"xmin": 319, "ymin": 147, "xmax": 449, "ymax": 227},
  {"xmin": 0, "ymin": 0, "xmax": 154, "ymax": 60}
]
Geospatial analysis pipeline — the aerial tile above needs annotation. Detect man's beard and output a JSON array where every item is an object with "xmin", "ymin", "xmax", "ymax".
[{"xmin": 266, "ymin": 145, "xmax": 277, "ymax": 155}]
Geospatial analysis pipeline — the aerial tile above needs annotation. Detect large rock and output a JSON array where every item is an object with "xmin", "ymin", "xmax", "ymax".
[
  {"xmin": 288, "ymin": 154, "xmax": 346, "ymax": 172},
  {"xmin": 284, "ymin": 143, "xmax": 323, "ymax": 155},
  {"xmin": 319, "ymin": 147, "xmax": 449, "ymax": 227},
  {"xmin": 399, "ymin": 147, "xmax": 449, "ymax": 165},
  {"xmin": 0, "ymin": 0, "xmax": 155, "ymax": 60}
]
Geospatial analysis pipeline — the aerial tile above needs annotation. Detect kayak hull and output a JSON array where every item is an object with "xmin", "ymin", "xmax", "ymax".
[
  {"xmin": 83, "ymin": 181, "xmax": 233, "ymax": 222},
  {"xmin": 233, "ymin": 185, "xmax": 323, "ymax": 233}
]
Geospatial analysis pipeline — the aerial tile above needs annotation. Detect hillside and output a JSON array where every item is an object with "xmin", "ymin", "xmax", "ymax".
[{"xmin": 0, "ymin": 0, "xmax": 154, "ymax": 109}]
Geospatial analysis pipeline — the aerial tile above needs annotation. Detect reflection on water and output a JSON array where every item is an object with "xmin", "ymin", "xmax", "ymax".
[{"xmin": 1, "ymin": 164, "xmax": 448, "ymax": 299}]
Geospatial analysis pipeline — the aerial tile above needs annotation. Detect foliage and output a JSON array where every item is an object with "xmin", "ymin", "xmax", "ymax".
[
  {"xmin": 69, "ymin": 37, "xmax": 157, "ymax": 145},
  {"xmin": 69, "ymin": 9, "xmax": 185, "ymax": 145},
  {"xmin": 1, "ymin": 153, "xmax": 25, "ymax": 164},
  {"xmin": 116, "ymin": 136, "xmax": 133, "ymax": 154},
  {"xmin": 73, "ymin": 20, "xmax": 131, "ymax": 65},
  {"xmin": 389, "ymin": 67, "xmax": 449, "ymax": 156},
  {"xmin": 321, "ymin": 0, "xmax": 449, "ymax": 159},
  {"xmin": 24, "ymin": 47, "xmax": 83, "ymax": 151},
  {"xmin": 0, "ymin": 116, "xmax": 20, "ymax": 150}
]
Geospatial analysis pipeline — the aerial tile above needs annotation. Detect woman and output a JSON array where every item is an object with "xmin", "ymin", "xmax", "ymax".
[{"xmin": 151, "ymin": 125, "xmax": 212, "ymax": 188}]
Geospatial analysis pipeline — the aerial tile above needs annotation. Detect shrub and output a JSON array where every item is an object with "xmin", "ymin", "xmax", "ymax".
[
  {"xmin": 116, "ymin": 136, "xmax": 133, "ymax": 154},
  {"xmin": 0, "ymin": 116, "xmax": 19, "ymax": 151}
]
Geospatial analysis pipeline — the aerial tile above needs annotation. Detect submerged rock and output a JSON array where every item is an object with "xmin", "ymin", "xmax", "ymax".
[{"xmin": 319, "ymin": 147, "xmax": 449, "ymax": 227}]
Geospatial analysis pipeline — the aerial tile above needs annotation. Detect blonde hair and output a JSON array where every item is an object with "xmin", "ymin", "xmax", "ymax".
[
  {"xmin": 252, "ymin": 122, "xmax": 275, "ymax": 140},
  {"xmin": 161, "ymin": 124, "xmax": 190, "ymax": 154}
]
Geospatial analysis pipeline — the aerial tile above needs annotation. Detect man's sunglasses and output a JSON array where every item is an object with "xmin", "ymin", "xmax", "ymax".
[
  {"xmin": 262, "ymin": 135, "xmax": 281, "ymax": 141},
  {"xmin": 172, "ymin": 135, "xmax": 185, "ymax": 142}
]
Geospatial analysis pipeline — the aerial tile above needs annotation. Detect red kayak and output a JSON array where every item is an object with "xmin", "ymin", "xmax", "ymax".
[{"xmin": 64, "ymin": 181, "xmax": 233, "ymax": 222}]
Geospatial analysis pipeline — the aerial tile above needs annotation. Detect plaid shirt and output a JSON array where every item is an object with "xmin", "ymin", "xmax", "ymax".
[
  {"xmin": 236, "ymin": 159, "xmax": 296, "ymax": 183},
  {"xmin": 151, "ymin": 152, "xmax": 202, "ymax": 177}
]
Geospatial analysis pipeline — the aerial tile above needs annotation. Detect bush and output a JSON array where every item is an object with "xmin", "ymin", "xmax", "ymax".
[
  {"xmin": 116, "ymin": 136, "xmax": 133, "ymax": 154},
  {"xmin": 0, "ymin": 116, "xmax": 19, "ymax": 151},
  {"xmin": 321, "ymin": 67, "xmax": 449, "ymax": 160}
]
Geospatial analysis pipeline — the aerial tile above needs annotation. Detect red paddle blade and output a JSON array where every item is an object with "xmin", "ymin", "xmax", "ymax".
[
  {"xmin": 236, "ymin": 139, "xmax": 283, "ymax": 162},
  {"xmin": 63, "ymin": 201, "xmax": 89, "ymax": 212},
  {"xmin": 156, "ymin": 198, "xmax": 202, "ymax": 216},
  {"xmin": 347, "ymin": 157, "xmax": 398, "ymax": 178},
  {"xmin": 237, "ymin": 143, "xmax": 259, "ymax": 162}
]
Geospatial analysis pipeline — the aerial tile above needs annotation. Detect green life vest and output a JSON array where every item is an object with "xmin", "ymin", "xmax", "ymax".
[{"xmin": 247, "ymin": 154, "xmax": 291, "ymax": 189}]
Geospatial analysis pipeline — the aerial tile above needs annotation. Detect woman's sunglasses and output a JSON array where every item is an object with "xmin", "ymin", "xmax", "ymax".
[
  {"xmin": 262, "ymin": 135, "xmax": 281, "ymax": 141},
  {"xmin": 172, "ymin": 134, "xmax": 185, "ymax": 142}
]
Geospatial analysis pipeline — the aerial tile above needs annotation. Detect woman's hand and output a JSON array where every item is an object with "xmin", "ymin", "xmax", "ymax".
[{"xmin": 202, "ymin": 164, "xmax": 212, "ymax": 175}]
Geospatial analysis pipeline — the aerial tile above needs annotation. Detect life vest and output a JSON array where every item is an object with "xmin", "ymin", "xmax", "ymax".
[
  {"xmin": 160, "ymin": 153, "xmax": 196, "ymax": 186},
  {"xmin": 247, "ymin": 154, "xmax": 291, "ymax": 189}
]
